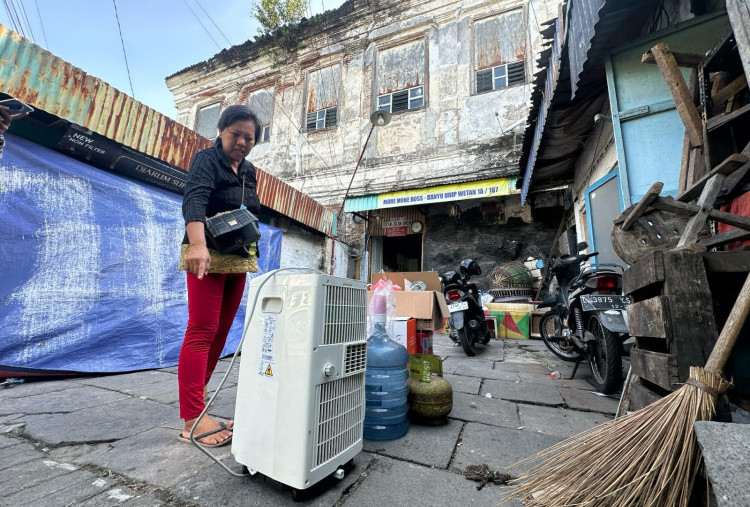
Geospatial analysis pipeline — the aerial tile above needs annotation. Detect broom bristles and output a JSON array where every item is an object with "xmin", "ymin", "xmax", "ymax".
[{"xmin": 507, "ymin": 366, "xmax": 731, "ymax": 507}]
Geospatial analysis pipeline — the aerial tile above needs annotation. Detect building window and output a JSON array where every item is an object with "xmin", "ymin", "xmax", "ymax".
[
  {"xmin": 376, "ymin": 40, "xmax": 425, "ymax": 114},
  {"xmin": 476, "ymin": 61, "xmax": 525, "ymax": 93},
  {"xmin": 377, "ymin": 85, "xmax": 424, "ymax": 113},
  {"xmin": 306, "ymin": 66, "xmax": 339, "ymax": 132},
  {"xmin": 306, "ymin": 106, "xmax": 337, "ymax": 130},
  {"xmin": 248, "ymin": 88, "xmax": 274, "ymax": 143},
  {"xmin": 474, "ymin": 10, "xmax": 526, "ymax": 94},
  {"xmin": 196, "ymin": 102, "xmax": 221, "ymax": 139}
]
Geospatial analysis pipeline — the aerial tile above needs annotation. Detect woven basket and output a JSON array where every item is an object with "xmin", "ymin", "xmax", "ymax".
[{"xmin": 489, "ymin": 262, "xmax": 532, "ymax": 289}]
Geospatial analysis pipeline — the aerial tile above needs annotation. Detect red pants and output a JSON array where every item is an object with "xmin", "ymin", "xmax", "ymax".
[{"xmin": 178, "ymin": 272, "xmax": 246, "ymax": 420}]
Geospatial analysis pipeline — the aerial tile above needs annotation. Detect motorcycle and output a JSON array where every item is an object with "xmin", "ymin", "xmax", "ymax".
[
  {"xmin": 440, "ymin": 259, "xmax": 491, "ymax": 356},
  {"xmin": 538, "ymin": 242, "xmax": 630, "ymax": 394}
]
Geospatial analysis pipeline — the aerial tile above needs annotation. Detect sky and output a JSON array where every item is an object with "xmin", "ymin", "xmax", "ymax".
[{"xmin": 0, "ymin": 0, "xmax": 345, "ymax": 119}]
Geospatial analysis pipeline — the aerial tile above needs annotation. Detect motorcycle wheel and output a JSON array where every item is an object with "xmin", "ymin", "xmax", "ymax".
[
  {"xmin": 539, "ymin": 312, "xmax": 583, "ymax": 362},
  {"xmin": 587, "ymin": 315, "xmax": 622, "ymax": 394},
  {"xmin": 456, "ymin": 326, "xmax": 477, "ymax": 356}
]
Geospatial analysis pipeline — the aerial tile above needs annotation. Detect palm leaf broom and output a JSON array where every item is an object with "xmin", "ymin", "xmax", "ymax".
[{"xmin": 508, "ymin": 272, "xmax": 750, "ymax": 507}]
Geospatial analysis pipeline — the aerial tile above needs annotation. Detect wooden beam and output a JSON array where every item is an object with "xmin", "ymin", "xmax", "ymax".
[
  {"xmin": 642, "ymin": 50, "xmax": 704, "ymax": 67},
  {"xmin": 711, "ymin": 74, "xmax": 748, "ymax": 110},
  {"xmin": 678, "ymin": 154, "xmax": 749, "ymax": 202},
  {"xmin": 700, "ymin": 228, "xmax": 750, "ymax": 249},
  {"xmin": 622, "ymin": 182, "xmax": 663, "ymax": 230},
  {"xmin": 727, "ymin": 0, "xmax": 750, "ymax": 81},
  {"xmin": 649, "ymin": 42, "xmax": 704, "ymax": 147},
  {"xmin": 678, "ymin": 173, "xmax": 725, "ymax": 246},
  {"xmin": 653, "ymin": 196, "xmax": 750, "ymax": 231}
]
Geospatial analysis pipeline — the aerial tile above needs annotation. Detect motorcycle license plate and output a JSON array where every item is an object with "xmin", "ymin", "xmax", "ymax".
[
  {"xmin": 580, "ymin": 294, "xmax": 632, "ymax": 311},
  {"xmin": 448, "ymin": 301, "xmax": 469, "ymax": 312}
]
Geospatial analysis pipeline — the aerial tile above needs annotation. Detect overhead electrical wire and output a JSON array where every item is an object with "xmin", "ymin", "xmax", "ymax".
[
  {"xmin": 112, "ymin": 0, "xmax": 135, "ymax": 98},
  {"xmin": 2, "ymin": 0, "xmax": 26, "ymax": 38},
  {"xmin": 180, "ymin": 0, "xmax": 350, "ymax": 196},
  {"xmin": 17, "ymin": 0, "xmax": 35, "ymax": 41},
  {"xmin": 33, "ymin": 0, "xmax": 48, "ymax": 49},
  {"xmin": 179, "ymin": 0, "xmax": 541, "ymax": 203}
]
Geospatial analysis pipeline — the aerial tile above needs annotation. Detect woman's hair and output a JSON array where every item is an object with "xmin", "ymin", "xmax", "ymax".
[{"xmin": 217, "ymin": 105, "xmax": 261, "ymax": 141}]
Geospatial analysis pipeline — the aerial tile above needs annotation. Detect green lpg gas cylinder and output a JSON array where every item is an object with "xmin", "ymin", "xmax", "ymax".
[{"xmin": 407, "ymin": 354, "xmax": 453, "ymax": 425}]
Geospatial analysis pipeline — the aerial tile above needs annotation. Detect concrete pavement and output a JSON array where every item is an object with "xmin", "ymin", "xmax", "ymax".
[{"xmin": 0, "ymin": 334, "xmax": 621, "ymax": 506}]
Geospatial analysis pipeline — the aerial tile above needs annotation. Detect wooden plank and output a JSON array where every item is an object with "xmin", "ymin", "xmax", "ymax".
[
  {"xmin": 703, "ymin": 250, "xmax": 750, "ymax": 273},
  {"xmin": 629, "ymin": 348, "xmax": 680, "ymax": 391},
  {"xmin": 627, "ymin": 296, "xmax": 671, "ymax": 339},
  {"xmin": 727, "ymin": 0, "xmax": 750, "ymax": 80},
  {"xmin": 622, "ymin": 182, "xmax": 663, "ymax": 230},
  {"xmin": 641, "ymin": 50, "xmax": 704, "ymax": 67},
  {"xmin": 710, "ymin": 74, "xmax": 748, "ymax": 110},
  {"xmin": 662, "ymin": 250, "xmax": 718, "ymax": 381},
  {"xmin": 649, "ymin": 42, "xmax": 704, "ymax": 147},
  {"xmin": 707, "ymin": 102, "xmax": 750, "ymax": 132},
  {"xmin": 623, "ymin": 250, "xmax": 665, "ymax": 296},
  {"xmin": 628, "ymin": 380, "xmax": 666, "ymax": 411},
  {"xmin": 678, "ymin": 154, "xmax": 749, "ymax": 202},
  {"xmin": 700, "ymin": 228, "xmax": 750, "ymax": 249}
]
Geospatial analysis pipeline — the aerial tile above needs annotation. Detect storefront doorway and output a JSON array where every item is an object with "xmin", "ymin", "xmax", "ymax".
[{"xmin": 382, "ymin": 233, "xmax": 422, "ymax": 272}]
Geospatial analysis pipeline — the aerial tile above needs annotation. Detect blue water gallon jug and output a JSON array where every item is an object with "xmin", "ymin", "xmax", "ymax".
[{"xmin": 364, "ymin": 295, "xmax": 410, "ymax": 441}]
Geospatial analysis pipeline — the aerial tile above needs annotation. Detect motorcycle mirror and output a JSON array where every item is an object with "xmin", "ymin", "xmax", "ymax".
[{"xmin": 577, "ymin": 241, "xmax": 588, "ymax": 252}]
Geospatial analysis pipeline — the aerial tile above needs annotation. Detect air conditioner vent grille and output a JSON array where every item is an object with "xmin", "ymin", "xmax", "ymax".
[
  {"xmin": 314, "ymin": 374, "xmax": 365, "ymax": 467},
  {"xmin": 345, "ymin": 343, "xmax": 367, "ymax": 375},
  {"xmin": 323, "ymin": 284, "xmax": 367, "ymax": 345}
]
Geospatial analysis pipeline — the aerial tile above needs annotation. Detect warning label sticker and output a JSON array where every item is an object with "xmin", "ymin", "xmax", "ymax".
[{"xmin": 258, "ymin": 315, "xmax": 276, "ymax": 377}]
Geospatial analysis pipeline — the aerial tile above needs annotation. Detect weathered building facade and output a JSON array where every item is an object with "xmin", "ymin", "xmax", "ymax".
[{"xmin": 167, "ymin": 0, "xmax": 562, "ymax": 286}]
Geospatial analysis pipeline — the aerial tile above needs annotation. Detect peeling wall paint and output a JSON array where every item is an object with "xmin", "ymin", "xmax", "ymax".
[{"xmin": 377, "ymin": 40, "xmax": 425, "ymax": 94}]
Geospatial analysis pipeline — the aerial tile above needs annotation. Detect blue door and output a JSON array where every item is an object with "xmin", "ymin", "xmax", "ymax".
[{"xmin": 606, "ymin": 13, "xmax": 730, "ymax": 207}]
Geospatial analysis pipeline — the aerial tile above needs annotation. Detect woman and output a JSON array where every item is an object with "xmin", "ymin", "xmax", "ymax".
[{"xmin": 178, "ymin": 105, "xmax": 261, "ymax": 447}]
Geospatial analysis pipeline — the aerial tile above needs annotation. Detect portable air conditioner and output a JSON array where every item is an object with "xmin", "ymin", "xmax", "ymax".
[{"xmin": 232, "ymin": 272, "xmax": 368, "ymax": 491}]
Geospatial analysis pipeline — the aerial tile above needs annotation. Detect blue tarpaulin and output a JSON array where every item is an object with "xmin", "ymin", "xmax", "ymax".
[{"xmin": 0, "ymin": 133, "xmax": 281, "ymax": 374}]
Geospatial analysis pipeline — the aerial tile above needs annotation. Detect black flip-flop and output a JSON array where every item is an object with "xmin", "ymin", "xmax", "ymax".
[{"xmin": 177, "ymin": 422, "xmax": 232, "ymax": 448}]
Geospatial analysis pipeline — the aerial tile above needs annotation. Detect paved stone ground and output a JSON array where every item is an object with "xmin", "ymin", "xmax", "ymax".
[{"xmin": 0, "ymin": 334, "xmax": 622, "ymax": 506}]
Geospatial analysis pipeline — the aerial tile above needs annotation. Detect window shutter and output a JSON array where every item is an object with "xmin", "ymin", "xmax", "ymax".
[
  {"xmin": 476, "ymin": 69, "xmax": 493, "ymax": 93},
  {"xmin": 306, "ymin": 112, "xmax": 317, "ymax": 130},
  {"xmin": 392, "ymin": 90, "xmax": 409, "ymax": 112},
  {"xmin": 508, "ymin": 61, "xmax": 525, "ymax": 85},
  {"xmin": 325, "ymin": 107, "xmax": 337, "ymax": 127}
]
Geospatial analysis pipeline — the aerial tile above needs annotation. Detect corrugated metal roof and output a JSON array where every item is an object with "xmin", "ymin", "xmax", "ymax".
[
  {"xmin": 517, "ymin": 0, "xmax": 661, "ymax": 199},
  {"xmin": 0, "ymin": 23, "xmax": 335, "ymax": 236}
]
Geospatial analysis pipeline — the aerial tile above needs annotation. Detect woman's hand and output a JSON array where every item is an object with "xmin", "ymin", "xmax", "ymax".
[{"xmin": 185, "ymin": 222, "xmax": 211, "ymax": 279}]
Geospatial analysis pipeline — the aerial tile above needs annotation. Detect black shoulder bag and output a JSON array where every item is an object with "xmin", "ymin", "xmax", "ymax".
[{"xmin": 204, "ymin": 174, "xmax": 261, "ymax": 255}]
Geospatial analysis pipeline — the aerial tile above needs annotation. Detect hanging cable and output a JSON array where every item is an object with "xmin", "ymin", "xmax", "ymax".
[
  {"xmin": 3, "ymin": 0, "xmax": 24, "ymax": 37},
  {"xmin": 17, "ymin": 0, "xmax": 36, "ymax": 41},
  {"xmin": 182, "ymin": 0, "xmax": 222, "ymax": 48},
  {"xmin": 112, "ymin": 0, "xmax": 135, "ymax": 98},
  {"xmin": 32, "ymin": 0, "xmax": 48, "ymax": 49},
  {"xmin": 179, "ymin": 0, "xmax": 350, "ymax": 195}
]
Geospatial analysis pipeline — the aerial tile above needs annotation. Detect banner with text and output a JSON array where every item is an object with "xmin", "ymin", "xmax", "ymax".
[{"xmin": 377, "ymin": 177, "xmax": 518, "ymax": 208}]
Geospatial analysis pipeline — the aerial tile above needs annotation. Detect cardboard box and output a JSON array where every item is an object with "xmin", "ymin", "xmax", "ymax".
[
  {"xmin": 371, "ymin": 272, "xmax": 450, "ymax": 331},
  {"xmin": 392, "ymin": 317, "xmax": 417, "ymax": 354}
]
